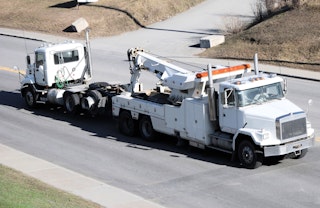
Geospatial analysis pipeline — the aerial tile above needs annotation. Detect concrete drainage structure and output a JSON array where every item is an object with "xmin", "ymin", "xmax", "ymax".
[{"xmin": 200, "ymin": 35, "xmax": 225, "ymax": 48}]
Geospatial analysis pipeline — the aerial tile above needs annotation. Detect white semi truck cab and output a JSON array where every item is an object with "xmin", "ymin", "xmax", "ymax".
[
  {"xmin": 20, "ymin": 32, "xmax": 121, "ymax": 116},
  {"xmin": 112, "ymin": 48, "xmax": 315, "ymax": 168},
  {"xmin": 22, "ymin": 41, "xmax": 91, "ymax": 89}
]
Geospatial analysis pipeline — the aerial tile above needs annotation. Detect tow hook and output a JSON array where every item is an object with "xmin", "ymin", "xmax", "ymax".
[{"xmin": 294, "ymin": 150, "xmax": 302, "ymax": 156}]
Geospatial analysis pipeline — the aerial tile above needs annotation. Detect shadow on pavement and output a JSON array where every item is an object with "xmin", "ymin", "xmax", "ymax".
[
  {"xmin": 2, "ymin": 90, "xmax": 308, "ymax": 169},
  {"xmin": 0, "ymin": 90, "xmax": 240, "ymax": 168},
  {"xmin": 0, "ymin": 90, "xmax": 25, "ymax": 110}
]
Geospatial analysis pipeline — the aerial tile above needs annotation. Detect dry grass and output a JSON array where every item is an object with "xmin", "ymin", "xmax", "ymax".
[
  {"xmin": 200, "ymin": 4, "xmax": 320, "ymax": 71},
  {"xmin": 0, "ymin": 0, "xmax": 203, "ymax": 38},
  {"xmin": 0, "ymin": 165, "xmax": 102, "ymax": 208}
]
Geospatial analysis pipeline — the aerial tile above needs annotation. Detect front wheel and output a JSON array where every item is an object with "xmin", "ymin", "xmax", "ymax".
[
  {"xmin": 24, "ymin": 86, "xmax": 38, "ymax": 108},
  {"xmin": 238, "ymin": 140, "xmax": 263, "ymax": 169}
]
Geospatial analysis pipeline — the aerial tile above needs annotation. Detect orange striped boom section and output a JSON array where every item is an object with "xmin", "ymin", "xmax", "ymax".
[{"xmin": 196, "ymin": 64, "xmax": 251, "ymax": 78}]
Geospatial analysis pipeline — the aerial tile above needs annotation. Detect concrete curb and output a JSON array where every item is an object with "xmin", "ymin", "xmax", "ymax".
[
  {"xmin": 0, "ymin": 28, "xmax": 70, "ymax": 43},
  {"xmin": 0, "ymin": 144, "xmax": 164, "ymax": 208}
]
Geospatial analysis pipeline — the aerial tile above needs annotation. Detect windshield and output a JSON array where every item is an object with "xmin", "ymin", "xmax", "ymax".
[{"xmin": 237, "ymin": 82, "xmax": 284, "ymax": 107}]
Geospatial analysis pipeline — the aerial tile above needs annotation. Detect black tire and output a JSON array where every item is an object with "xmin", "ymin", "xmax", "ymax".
[
  {"xmin": 118, "ymin": 110, "xmax": 137, "ymax": 136},
  {"xmin": 97, "ymin": 97, "xmax": 107, "ymax": 114},
  {"xmin": 63, "ymin": 92, "xmax": 80, "ymax": 114},
  {"xmin": 87, "ymin": 90, "xmax": 102, "ymax": 102},
  {"xmin": 24, "ymin": 86, "xmax": 38, "ymax": 108},
  {"xmin": 104, "ymin": 96, "xmax": 113, "ymax": 116},
  {"xmin": 292, "ymin": 149, "xmax": 308, "ymax": 159},
  {"xmin": 87, "ymin": 90, "xmax": 102, "ymax": 116},
  {"xmin": 139, "ymin": 116, "xmax": 156, "ymax": 141},
  {"xmin": 238, "ymin": 140, "xmax": 263, "ymax": 169}
]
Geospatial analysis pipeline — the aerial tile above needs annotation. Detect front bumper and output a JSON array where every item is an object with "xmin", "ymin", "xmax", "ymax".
[{"xmin": 264, "ymin": 135, "xmax": 315, "ymax": 157}]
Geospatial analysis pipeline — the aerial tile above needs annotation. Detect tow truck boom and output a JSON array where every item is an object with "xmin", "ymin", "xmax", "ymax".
[{"xmin": 127, "ymin": 48, "xmax": 251, "ymax": 103}]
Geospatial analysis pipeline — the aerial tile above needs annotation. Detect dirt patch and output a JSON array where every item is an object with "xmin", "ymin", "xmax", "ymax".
[
  {"xmin": 200, "ymin": 4, "xmax": 320, "ymax": 71},
  {"xmin": 0, "ymin": 0, "xmax": 203, "ymax": 38}
]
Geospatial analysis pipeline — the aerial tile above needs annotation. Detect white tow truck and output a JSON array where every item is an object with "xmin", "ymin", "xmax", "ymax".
[{"xmin": 112, "ymin": 48, "xmax": 315, "ymax": 168}]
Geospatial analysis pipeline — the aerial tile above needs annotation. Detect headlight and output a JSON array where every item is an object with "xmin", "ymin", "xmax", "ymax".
[
  {"xmin": 307, "ymin": 120, "xmax": 312, "ymax": 129},
  {"xmin": 256, "ymin": 129, "xmax": 270, "ymax": 140}
]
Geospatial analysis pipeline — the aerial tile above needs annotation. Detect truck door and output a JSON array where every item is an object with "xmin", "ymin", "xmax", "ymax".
[
  {"xmin": 35, "ymin": 52, "xmax": 46, "ymax": 86},
  {"xmin": 219, "ymin": 88, "xmax": 239, "ymax": 134}
]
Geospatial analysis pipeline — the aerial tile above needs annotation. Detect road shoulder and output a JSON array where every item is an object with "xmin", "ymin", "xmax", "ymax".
[{"xmin": 0, "ymin": 143, "xmax": 164, "ymax": 208}]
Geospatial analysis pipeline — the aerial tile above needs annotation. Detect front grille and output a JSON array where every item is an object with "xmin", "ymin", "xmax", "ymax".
[{"xmin": 276, "ymin": 114, "xmax": 307, "ymax": 140}]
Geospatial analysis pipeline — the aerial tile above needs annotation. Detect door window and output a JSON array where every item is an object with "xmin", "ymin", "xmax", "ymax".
[
  {"xmin": 54, "ymin": 50, "xmax": 79, "ymax": 65},
  {"xmin": 35, "ymin": 52, "xmax": 45, "ymax": 68},
  {"xmin": 225, "ymin": 88, "xmax": 235, "ymax": 107}
]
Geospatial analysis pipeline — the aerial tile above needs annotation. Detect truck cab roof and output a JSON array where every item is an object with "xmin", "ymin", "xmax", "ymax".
[
  {"xmin": 222, "ymin": 73, "xmax": 284, "ymax": 91},
  {"xmin": 35, "ymin": 41, "xmax": 84, "ymax": 53}
]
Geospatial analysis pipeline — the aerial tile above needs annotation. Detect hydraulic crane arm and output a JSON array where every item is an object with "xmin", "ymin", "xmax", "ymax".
[{"xmin": 127, "ymin": 48, "xmax": 195, "ymax": 93}]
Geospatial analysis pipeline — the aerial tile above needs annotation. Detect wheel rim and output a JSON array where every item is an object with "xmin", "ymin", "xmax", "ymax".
[
  {"xmin": 25, "ymin": 91, "xmax": 34, "ymax": 106},
  {"xmin": 241, "ymin": 146, "xmax": 254, "ymax": 164}
]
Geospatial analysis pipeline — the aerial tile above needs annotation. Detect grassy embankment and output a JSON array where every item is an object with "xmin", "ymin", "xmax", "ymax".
[
  {"xmin": 200, "ymin": 1, "xmax": 320, "ymax": 71},
  {"xmin": 0, "ymin": 0, "xmax": 203, "ymax": 38},
  {"xmin": 0, "ymin": 165, "xmax": 102, "ymax": 208}
]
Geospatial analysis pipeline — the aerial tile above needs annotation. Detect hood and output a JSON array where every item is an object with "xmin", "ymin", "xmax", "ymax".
[{"xmin": 243, "ymin": 99, "xmax": 304, "ymax": 130}]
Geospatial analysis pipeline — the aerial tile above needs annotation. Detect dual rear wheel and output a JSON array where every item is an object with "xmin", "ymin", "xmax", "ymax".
[
  {"xmin": 63, "ymin": 90, "xmax": 104, "ymax": 116},
  {"xmin": 118, "ymin": 111, "xmax": 156, "ymax": 141},
  {"xmin": 63, "ymin": 92, "xmax": 80, "ymax": 114}
]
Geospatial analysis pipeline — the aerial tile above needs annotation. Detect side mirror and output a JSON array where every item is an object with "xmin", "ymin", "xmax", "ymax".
[
  {"xmin": 26, "ymin": 55, "xmax": 31, "ymax": 65},
  {"xmin": 306, "ymin": 99, "xmax": 313, "ymax": 116},
  {"xmin": 283, "ymin": 78, "xmax": 288, "ymax": 94}
]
